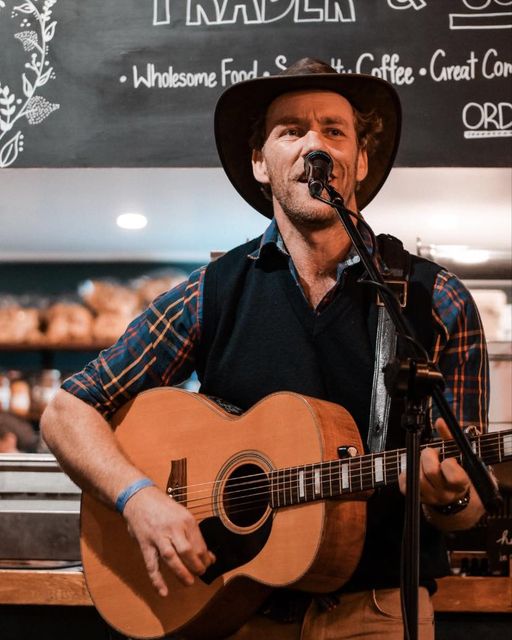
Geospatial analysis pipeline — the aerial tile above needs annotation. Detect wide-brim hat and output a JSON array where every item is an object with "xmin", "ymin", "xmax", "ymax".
[{"xmin": 214, "ymin": 58, "xmax": 402, "ymax": 218}]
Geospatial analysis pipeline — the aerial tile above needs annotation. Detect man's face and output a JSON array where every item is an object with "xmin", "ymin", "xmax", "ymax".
[{"xmin": 252, "ymin": 90, "xmax": 368, "ymax": 229}]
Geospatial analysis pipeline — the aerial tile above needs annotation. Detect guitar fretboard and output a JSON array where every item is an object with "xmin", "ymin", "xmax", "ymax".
[{"xmin": 269, "ymin": 429, "xmax": 512, "ymax": 508}]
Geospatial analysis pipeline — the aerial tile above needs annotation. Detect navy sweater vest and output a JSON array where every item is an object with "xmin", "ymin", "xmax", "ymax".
[{"xmin": 195, "ymin": 236, "xmax": 450, "ymax": 591}]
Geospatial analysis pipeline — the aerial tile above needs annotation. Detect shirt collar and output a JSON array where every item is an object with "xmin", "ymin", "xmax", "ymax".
[
  {"xmin": 247, "ymin": 218, "xmax": 287, "ymax": 260},
  {"xmin": 248, "ymin": 217, "xmax": 377, "ymax": 279}
]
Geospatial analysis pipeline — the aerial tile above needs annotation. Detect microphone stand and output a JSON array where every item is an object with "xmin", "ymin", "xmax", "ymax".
[{"xmin": 319, "ymin": 184, "xmax": 502, "ymax": 640}]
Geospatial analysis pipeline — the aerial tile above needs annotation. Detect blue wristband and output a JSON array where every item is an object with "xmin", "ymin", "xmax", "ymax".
[{"xmin": 115, "ymin": 478, "xmax": 155, "ymax": 514}]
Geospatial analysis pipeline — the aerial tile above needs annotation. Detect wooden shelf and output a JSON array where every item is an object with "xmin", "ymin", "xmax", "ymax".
[
  {"xmin": 0, "ymin": 569, "xmax": 91, "ymax": 606},
  {"xmin": 1, "ymin": 568, "xmax": 511, "ymax": 612},
  {"xmin": 433, "ymin": 573, "xmax": 512, "ymax": 613}
]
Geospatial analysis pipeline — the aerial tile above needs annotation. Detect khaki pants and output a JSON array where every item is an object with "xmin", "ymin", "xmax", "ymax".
[{"xmin": 228, "ymin": 587, "xmax": 435, "ymax": 640}]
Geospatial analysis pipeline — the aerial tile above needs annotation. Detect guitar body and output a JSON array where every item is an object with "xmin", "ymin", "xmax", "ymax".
[{"xmin": 81, "ymin": 388, "xmax": 367, "ymax": 639}]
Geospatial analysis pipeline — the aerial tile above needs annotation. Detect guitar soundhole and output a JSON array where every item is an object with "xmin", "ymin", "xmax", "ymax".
[{"xmin": 223, "ymin": 463, "xmax": 270, "ymax": 528}]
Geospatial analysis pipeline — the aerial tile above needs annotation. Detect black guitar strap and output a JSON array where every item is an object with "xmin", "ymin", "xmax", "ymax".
[{"xmin": 367, "ymin": 234, "xmax": 411, "ymax": 454}]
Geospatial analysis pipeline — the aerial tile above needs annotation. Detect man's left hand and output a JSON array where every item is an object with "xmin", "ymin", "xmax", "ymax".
[{"xmin": 398, "ymin": 419, "xmax": 486, "ymax": 529}]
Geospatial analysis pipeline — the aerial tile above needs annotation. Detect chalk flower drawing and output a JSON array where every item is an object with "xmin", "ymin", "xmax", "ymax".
[{"xmin": 0, "ymin": 0, "xmax": 60, "ymax": 167}]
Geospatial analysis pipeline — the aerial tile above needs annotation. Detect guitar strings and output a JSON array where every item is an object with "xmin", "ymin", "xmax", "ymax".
[
  {"xmin": 167, "ymin": 437, "xmax": 505, "ymax": 521},
  {"xmin": 169, "ymin": 436, "xmax": 503, "ymax": 503},
  {"xmin": 185, "ymin": 467, "xmax": 495, "ymax": 521},
  {"xmin": 174, "ymin": 436, "xmax": 504, "ymax": 510}
]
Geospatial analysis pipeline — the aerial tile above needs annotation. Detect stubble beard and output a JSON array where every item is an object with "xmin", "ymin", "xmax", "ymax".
[
  {"xmin": 281, "ymin": 198, "xmax": 338, "ymax": 231},
  {"xmin": 272, "ymin": 164, "xmax": 358, "ymax": 232}
]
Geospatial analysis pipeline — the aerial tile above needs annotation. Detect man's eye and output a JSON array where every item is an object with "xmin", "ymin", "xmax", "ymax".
[
  {"xmin": 327, "ymin": 128, "xmax": 344, "ymax": 137},
  {"xmin": 283, "ymin": 128, "xmax": 299, "ymax": 137}
]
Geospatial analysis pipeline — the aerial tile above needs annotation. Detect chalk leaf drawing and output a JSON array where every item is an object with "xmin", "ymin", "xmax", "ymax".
[{"xmin": 0, "ymin": 0, "xmax": 60, "ymax": 168}]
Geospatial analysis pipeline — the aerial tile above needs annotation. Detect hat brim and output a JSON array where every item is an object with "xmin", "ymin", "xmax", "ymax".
[{"xmin": 214, "ymin": 73, "xmax": 401, "ymax": 218}]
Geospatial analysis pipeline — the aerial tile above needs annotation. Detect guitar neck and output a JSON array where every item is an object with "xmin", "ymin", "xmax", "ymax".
[{"xmin": 269, "ymin": 429, "xmax": 512, "ymax": 508}]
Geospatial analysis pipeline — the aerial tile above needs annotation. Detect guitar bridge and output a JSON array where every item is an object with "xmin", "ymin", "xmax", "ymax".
[{"xmin": 167, "ymin": 458, "xmax": 187, "ymax": 506}]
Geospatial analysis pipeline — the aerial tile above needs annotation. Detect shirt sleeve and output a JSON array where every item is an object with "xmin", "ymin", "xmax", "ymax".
[
  {"xmin": 430, "ymin": 270, "xmax": 489, "ymax": 432},
  {"xmin": 61, "ymin": 266, "xmax": 205, "ymax": 420}
]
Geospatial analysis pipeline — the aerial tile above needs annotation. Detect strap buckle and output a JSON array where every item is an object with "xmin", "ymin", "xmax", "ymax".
[{"xmin": 377, "ymin": 279, "xmax": 408, "ymax": 308}]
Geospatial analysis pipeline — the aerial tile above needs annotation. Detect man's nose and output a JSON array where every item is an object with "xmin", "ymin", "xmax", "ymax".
[{"xmin": 301, "ymin": 129, "xmax": 328, "ymax": 157}]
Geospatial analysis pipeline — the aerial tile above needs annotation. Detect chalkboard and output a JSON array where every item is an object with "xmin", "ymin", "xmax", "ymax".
[{"xmin": 0, "ymin": 0, "xmax": 511, "ymax": 169}]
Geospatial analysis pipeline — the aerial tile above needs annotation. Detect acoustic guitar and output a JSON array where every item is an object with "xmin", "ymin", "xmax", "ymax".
[{"xmin": 80, "ymin": 387, "xmax": 512, "ymax": 639}]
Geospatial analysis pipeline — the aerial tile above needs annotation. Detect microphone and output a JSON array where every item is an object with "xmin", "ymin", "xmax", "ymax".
[{"xmin": 304, "ymin": 150, "xmax": 333, "ymax": 197}]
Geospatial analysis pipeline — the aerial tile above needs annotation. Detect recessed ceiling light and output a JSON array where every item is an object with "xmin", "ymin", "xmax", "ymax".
[{"xmin": 116, "ymin": 213, "xmax": 148, "ymax": 230}]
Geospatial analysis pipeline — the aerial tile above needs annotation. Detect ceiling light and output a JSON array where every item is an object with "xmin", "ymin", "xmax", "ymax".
[
  {"xmin": 429, "ymin": 244, "xmax": 491, "ymax": 264},
  {"xmin": 453, "ymin": 249, "xmax": 490, "ymax": 265},
  {"xmin": 116, "ymin": 213, "xmax": 148, "ymax": 230}
]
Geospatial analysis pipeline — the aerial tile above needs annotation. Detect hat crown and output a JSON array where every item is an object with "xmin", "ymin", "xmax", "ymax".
[{"xmin": 280, "ymin": 57, "xmax": 338, "ymax": 77}]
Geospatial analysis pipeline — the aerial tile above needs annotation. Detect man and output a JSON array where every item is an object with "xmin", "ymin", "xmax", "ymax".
[{"xmin": 41, "ymin": 59, "xmax": 489, "ymax": 639}]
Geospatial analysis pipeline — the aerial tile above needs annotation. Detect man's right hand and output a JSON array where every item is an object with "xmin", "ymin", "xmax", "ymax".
[{"xmin": 122, "ymin": 485, "xmax": 216, "ymax": 597}]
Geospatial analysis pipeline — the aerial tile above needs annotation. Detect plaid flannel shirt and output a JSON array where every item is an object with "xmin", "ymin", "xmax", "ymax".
[{"xmin": 63, "ymin": 220, "xmax": 489, "ymax": 430}]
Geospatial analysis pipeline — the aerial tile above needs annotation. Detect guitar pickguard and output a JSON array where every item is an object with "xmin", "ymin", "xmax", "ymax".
[{"xmin": 200, "ymin": 515, "xmax": 273, "ymax": 584}]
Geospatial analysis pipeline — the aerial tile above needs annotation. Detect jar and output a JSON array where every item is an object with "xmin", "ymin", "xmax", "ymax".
[
  {"xmin": 30, "ymin": 369, "xmax": 61, "ymax": 416},
  {"xmin": 8, "ymin": 371, "xmax": 31, "ymax": 417},
  {"xmin": 0, "ymin": 371, "xmax": 10, "ymax": 411}
]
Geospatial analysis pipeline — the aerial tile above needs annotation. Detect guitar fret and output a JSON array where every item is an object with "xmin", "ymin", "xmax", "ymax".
[
  {"xmin": 354, "ymin": 457, "xmax": 360, "ymax": 491},
  {"xmin": 304, "ymin": 464, "xmax": 310, "ymax": 502},
  {"xmin": 321, "ymin": 464, "xmax": 328, "ymax": 498},
  {"xmin": 388, "ymin": 450, "xmax": 397, "ymax": 483},
  {"xmin": 284, "ymin": 468, "xmax": 290, "ymax": 506},
  {"xmin": 309, "ymin": 464, "xmax": 316, "ymax": 501},
  {"xmin": 350, "ymin": 457, "xmax": 356, "ymax": 491},
  {"xmin": 295, "ymin": 467, "xmax": 301, "ymax": 503},
  {"xmin": 273, "ymin": 469, "xmax": 278, "ymax": 507},
  {"xmin": 393, "ymin": 451, "xmax": 400, "ymax": 482},
  {"xmin": 289, "ymin": 467, "xmax": 294, "ymax": 505}
]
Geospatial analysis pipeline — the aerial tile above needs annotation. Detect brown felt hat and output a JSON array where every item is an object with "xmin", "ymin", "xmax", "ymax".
[{"xmin": 214, "ymin": 58, "xmax": 402, "ymax": 218}]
